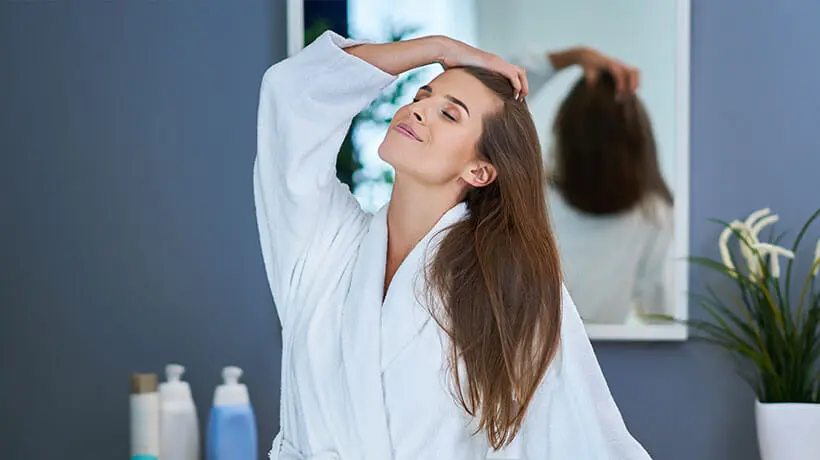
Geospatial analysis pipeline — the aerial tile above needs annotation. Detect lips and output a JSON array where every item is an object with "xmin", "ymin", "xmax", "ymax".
[{"xmin": 394, "ymin": 122, "xmax": 422, "ymax": 142}]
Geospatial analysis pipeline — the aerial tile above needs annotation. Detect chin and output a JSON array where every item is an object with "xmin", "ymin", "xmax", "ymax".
[{"xmin": 377, "ymin": 137, "xmax": 399, "ymax": 168}]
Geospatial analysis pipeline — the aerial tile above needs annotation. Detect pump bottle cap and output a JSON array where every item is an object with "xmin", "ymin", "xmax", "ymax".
[
  {"xmin": 213, "ymin": 365, "xmax": 250, "ymax": 407},
  {"xmin": 159, "ymin": 363, "xmax": 194, "ymax": 404}
]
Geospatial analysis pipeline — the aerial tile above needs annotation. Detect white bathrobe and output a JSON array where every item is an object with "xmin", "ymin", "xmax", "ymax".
[{"xmin": 253, "ymin": 31, "xmax": 652, "ymax": 460}]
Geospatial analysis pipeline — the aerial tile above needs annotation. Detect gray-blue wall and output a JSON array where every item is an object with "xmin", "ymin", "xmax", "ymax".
[
  {"xmin": 2, "ymin": 1, "xmax": 819, "ymax": 459},
  {"xmin": 1, "ymin": 1, "xmax": 286, "ymax": 458}
]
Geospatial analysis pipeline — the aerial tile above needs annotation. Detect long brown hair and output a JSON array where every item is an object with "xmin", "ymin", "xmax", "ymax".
[
  {"xmin": 551, "ymin": 71, "xmax": 673, "ymax": 215},
  {"xmin": 424, "ymin": 66, "xmax": 563, "ymax": 450}
]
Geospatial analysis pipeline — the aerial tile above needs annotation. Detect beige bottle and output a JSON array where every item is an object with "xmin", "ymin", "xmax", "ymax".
[{"xmin": 130, "ymin": 373, "xmax": 160, "ymax": 460}]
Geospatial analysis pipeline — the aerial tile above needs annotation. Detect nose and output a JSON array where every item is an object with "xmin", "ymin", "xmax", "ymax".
[
  {"xmin": 410, "ymin": 99, "xmax": 427, "ymax": 124},
  {"xmin": 411, "ymin": 107, "xmax": 424, "ymax": 123}
]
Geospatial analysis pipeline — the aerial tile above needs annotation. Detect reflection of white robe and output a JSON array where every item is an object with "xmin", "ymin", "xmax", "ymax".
[
  {"xmin": 547, "ymin": 191, "xmax": 673, "ymax": 324},
  {"xmin": 254, "ymin": 31, "xmax": 652, "ymax": 460}
]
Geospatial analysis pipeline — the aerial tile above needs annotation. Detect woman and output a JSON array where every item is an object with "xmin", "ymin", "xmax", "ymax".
[
  {"xmin": 254, "ymin": 30, "xmax": 651, "ymax": 459},
  {"xmin": 517, "ymin": 49, "xmax": 673, "ymax": 324}
]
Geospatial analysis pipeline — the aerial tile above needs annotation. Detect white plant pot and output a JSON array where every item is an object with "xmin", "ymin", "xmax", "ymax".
[{"xmin": 755, "ymin": 399, "xmax": 820, "ymax": 460}]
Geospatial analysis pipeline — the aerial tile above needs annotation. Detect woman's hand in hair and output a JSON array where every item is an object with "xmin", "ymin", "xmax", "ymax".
[
  {"xmin": 346, "ymin": 36, "xmax": 528, "ymax": 100},
  {"xmin": 437, "ymin": 37, "xmax": 530, "ymax": 101},
  {"xmin": 548, "ymin": 47, "xmax": 639, "ymax": 99}
]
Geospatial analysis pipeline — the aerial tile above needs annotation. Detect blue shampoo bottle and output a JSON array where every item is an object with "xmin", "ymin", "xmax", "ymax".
[{"xmin": 206, "ymin": 366, "xmax": 258, "ymax": 460}]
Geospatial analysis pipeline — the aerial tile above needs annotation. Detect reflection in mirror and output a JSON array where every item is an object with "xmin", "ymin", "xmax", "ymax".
[{"xmin": 296, "ymin": 0, "xmax": 689, "ymax": 340}]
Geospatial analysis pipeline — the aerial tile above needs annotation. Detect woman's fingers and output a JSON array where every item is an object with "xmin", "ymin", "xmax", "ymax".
[
  {"xmin": 447, "ymin": 44, "xmax": 530, "ymax": 101},
  {"xmin": 496, "ymin": 61, "xmax": 528, "ymax": 100},
  {"xmin": 608, "ymin": 62, "xmax": 641, "ymax": 100},
  {"xmin": 629, "ymin": 68, "xmax": 640, "ymax": 93},
  {"xmin": 610, "ymin": 63, "xmax": 627, "ymax": 95},
  {"xmin": 517, "ymin": 66, "xmax": 529, "ymax": 100},
  {"xmin": 508, "ymin": 67, "xmax": 523, "ymax": 100}
]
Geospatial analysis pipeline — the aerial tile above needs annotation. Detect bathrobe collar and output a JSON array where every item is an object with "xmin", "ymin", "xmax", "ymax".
[{"xmin": 340, "ymin": 201, "xmax": 468, "ymax": 460}]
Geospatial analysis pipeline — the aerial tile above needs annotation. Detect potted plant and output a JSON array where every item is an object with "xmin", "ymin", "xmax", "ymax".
[{"xmin": 672, "ymin": 207, "xmax": 820, "ymax": 459}]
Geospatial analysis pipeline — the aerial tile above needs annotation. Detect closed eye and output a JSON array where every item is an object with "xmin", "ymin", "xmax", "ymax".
[{"xmin": 413, "ymin": 93, "xmax": 458, "ymax": 121}]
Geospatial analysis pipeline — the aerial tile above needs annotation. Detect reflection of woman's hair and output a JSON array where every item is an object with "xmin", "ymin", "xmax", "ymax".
[
  {"xmin": 551, "ymin": 71, "xmax": 673, "ymax": 215},
  {"xmin": 426, "ymin": 66, "xmax": 562, "ymax": 451}
]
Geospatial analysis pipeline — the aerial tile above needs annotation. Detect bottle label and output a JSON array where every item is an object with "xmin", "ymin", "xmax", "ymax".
[{"xmin": 130, "ymin": 394, "xmax": 160, "ymax": 456}]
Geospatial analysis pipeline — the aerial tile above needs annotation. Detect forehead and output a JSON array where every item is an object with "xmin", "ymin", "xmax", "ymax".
[{"xmin": 424, "ymin": 69, "xmax": 502, "ymax": 117}]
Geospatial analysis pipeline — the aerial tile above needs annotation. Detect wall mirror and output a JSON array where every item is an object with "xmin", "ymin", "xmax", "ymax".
[{"xmin": 287, "ymin": 0, "xmax": 690, "ymax": 341}]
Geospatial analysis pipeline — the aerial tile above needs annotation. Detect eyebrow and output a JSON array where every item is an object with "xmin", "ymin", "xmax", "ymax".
[{"xmin": 419, "ymin": 85, "xmax": 470, "ymax": 116}]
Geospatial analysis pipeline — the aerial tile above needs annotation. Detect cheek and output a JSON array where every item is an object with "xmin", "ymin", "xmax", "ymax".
[
  {"xmin": 418, "ymin": 130, "xmax": 477, "ymax": 182},
  {"xmin": 435, "ymin": 128, "xmax": 477, "ymax": 166}
]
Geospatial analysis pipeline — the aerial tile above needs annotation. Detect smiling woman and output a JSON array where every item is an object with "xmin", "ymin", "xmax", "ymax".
[
  {"xmin": 345, "ymin": 38, "xmax": 568, "ymax": 447},
  {"xmin": 256, "ymin": 26, "xmax": 652, "ymax": 459}
]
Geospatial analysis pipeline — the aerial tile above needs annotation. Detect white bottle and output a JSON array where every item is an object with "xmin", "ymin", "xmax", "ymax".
[
  {"xmin": 159, "ymin": 364, "xmax": 200, "ymax": 460},
  {"xmin": 131, "ymin": 373, "xmax": 160, "ymax": 460}
]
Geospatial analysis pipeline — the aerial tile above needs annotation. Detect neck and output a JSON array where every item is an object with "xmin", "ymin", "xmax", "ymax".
[{"xmin": 383, "ymin": 174, "xmax": 463, "ymax": 295}]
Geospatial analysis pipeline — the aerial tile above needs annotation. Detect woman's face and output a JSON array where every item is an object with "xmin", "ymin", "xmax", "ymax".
[{"xmin": 379, "ymin": 69, "xmax": 501, "ymax": 187}]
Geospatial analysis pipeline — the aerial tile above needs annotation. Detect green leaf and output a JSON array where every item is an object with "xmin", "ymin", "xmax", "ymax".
[
  {"xmin": 689, "ymin": 256, "xmax": 741, "ymax": 280},
  {"xmin": 785, "ymin": 207, "xmax": 820, "ymax": 307},
  {"xmin": 797, "ymin": 258, "xmax": 820, "ymax": 325},
  {"xmin": 695, "ymin": 289, "xmax": 760, "ymax": 347}
]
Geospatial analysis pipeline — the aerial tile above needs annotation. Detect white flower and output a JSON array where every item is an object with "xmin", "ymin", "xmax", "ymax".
[
  {"xmin": 737, "ymin": 227, "xmax": 760, "ymax": 278},
  {"xmin": 719, "ymin": 218, "xmax": 765, "ymax": 279},
  {"xmin": 751, "ymin": 214, "xmax": 779, "ymax": 239},
  {"xmin": 739, "ymin": 208, "xmax": 780, "ymax": 278},
  {"xmin": 717, "ymin": 208, "xmax": 792, "ymax": 279},
  {"xmin": 747, "ymin": 212, "xmax": 779, "ymax": 278},
  {"xmin": 719, "ymin": 220, "xmax": 746, "ymax": 274},
  {"xmin": 744, "ymin": 207, "xmax": 772, "ymax": 230},
  {"xmin": 813, "ymin": 239, "xmax": 820, "ymax": 277},
  {"xmin": 752, "ymin": 242, "xmax": 795, "ymax": 278}
]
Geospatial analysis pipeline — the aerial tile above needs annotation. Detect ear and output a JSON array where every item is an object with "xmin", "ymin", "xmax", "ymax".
[{"xmin": 462, "ymin": 160, "xmax": 497, "ymax": 188}]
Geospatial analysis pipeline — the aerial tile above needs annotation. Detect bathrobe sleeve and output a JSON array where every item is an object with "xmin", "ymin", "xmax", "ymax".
[
  {"xmin": 513, "ymin": 286, "xmax": 653, "ymax": 459},
  {"xmin": 253, "ymin": 30, "xmax": 396, "ymax": 323}
]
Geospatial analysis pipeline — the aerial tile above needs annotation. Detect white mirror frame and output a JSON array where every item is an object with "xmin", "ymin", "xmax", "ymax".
[
  {"xmin": 285, "ymin": 0, "xmax": 690, "ymax": 341},
  {"xmin": 286, "ymin": 0, "xmax": 304, "ymax": 58}
]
